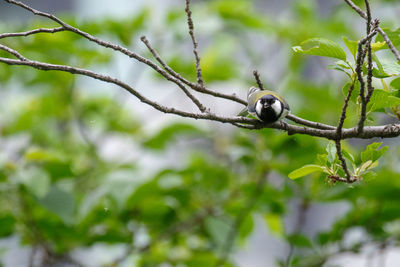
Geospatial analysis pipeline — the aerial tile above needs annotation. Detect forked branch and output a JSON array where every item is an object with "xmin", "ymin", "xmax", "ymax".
[{"xmin": 0, "ymin": 0, "xmax": 400, "ymax": 184}]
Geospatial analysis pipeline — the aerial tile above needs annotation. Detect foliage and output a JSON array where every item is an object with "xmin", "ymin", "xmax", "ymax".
[{"xmin": 0, "ymin": 0, "xmax": 400, "ymax": 266}]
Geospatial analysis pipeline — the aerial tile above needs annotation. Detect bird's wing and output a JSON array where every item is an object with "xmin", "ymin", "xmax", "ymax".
[{"xmin": 237, "ymin": 107, "xmax": 249, "ymax": 117}]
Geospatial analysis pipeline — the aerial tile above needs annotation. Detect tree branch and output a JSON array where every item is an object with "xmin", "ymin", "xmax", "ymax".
[
  {"xmin": 357, "ymin": 7, "xmax": 379, "ymax": 133},
  {"xmin": 343, "ymin": 0, "xmax": 400, "ymax": 63},
  {"xmin": 0, "ymin": 43, "xmax": 27, "ymax": 61},
  {"xmin": 3, "ymin": 0, "xmax": 246, "ymax": 106},
  {"xmin": 286, "ymin": 114, "xmax": 336, "ymax": 130},
  {"xmin": 0, "ymin": 26, "xmax": 65, "ymax": 39},
  {"xmin": 185, "ymin": 0, "xmax": 204, "ymax": 87},
  {"xmin": 0, "ymin": 56, "xmax": 245, "ymax": 124},
  {"xmin": 335, "ymin": 139, "xmax": 354, "ymax": 183},
  {"xmin": 140, "ymin": 36, "xmax": 208, "ymax": 113},
  {"xmin": 249, "ymin": 71, "xmax": 339, "ymax": 131},
  {"xmin": 1, "ymin": 0, "xmax": 400, "ymax": 142},
  {"xmin": 336, "ymin": 80, "xmax": 356, "ymax": 182},
  {"xmin": 355, "ymin": 29, "xmax": 378, "ymax": 134},
  {"xmin": 355, "ymin": 33, "xmax": 369, "ymax": 132},
  {"xmin": 376, "ymin": 28, "xmax": 400, "ymax": 63},
  {"xmin": 252, "ymin": 70, "xmax": 266, "ymax": 90},
  {"xmin": 1, "ymin": 49, "xmax": 400, "ymax": 141}
]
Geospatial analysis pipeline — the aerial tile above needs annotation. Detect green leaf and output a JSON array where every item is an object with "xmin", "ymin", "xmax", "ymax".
[
  {"xmin": 371, "ymin": 58, "xmax": 400, "ymax": 78},
  {"xmin": 213, "ymin": 0, "xmax": 269, "ymax": 29},
  {"xmin": 24, "ymin": 147, "xmax": 63, "ymax": 162},
  {"xmin": 367, "ymin": 89, "xmax": 400, "ymax": 112},
  {"xmin": 201, "ymin": 38, "xmax": 239, "ymax": 82},
  {"xmin": 329, "ymin": 60, "xmax": 351, "ymax": 78},
  {"xmin": 265, "ymin": 213, "xmax": 284, "ymax": 236},
  {"xmin": 22, "ymin": 167, "xmax": 50, "ymax": 198},
  {"xmin": 375, "ymin": 27, "xmax": 400, "ymax": 50},
  {"xmin": 326, "ymin": 141, "xmax": 337, "ymax": 163},
  {"xmin": 316, "ymin": 154, "xmax": 328, "ymax": 166},
  {"xmin": 390, "ymin": 77, "xmax": 400, "ymax": 90},
  {"xmin": 358, "ymin": 160, "xmax": 379, "ymax": 174},
  {"xmin": 288, "ymin": 164, "xmax": 324, "ymax": 179},
  {"xmin": 287, "ymin": 233, "xmax": 313, "ymax": 248},
  {"xmin": 0, "ymin": 216, "xmax": 15, "ymax": 237},
  {"xmin": 205, "ymin": 217, "xmax": 231, "ymax": 248},
  {"xmin": 360, "ymin": 142, "xmax": 388, "ymax": 163},
  {"xmin": 184, "ymin": 252, "xmax": 218, "ymax": 267},
  {"xmin": 292, "ymin": 38, "xmax": 347, "ymax": 60},
  {"xmin": 335, "ymin": 60, "xmax": 351, "ymax": 69},
  {"xmin": 342, "ymin": 149, "xmax": 355, "ymax": 163},
  {"xmin": 329, "ymin": 66, "xmax": 351, "ymax": 77},
  {"xmin": 238, "ymin": 215, "xmax": 254, "ymax": 241},
  {"xmin": 342, "ymin": 36, "xmax": 358, "ymax": 58},
  {"xmin": 342, "ymin": 81, "xmax": 360, "ymax": 103},
  {"xmin": 39, "ymin": 186, "xmax": 75, "ymax": 224},
  {"xmin": 371, "ymin": 42, "xmax": 387, "ymax": 52}
]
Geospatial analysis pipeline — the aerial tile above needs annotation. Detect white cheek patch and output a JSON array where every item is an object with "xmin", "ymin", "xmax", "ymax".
[
  {"xmin": 271, "ymin": 100, "xmax": 282, "ymax": 117},
  {"xmin": 255, "ymin": 100, "xmax": 263, "ymax": 117}
]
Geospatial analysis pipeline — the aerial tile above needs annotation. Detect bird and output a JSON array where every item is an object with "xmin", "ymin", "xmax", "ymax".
[{"xmin": 239, "ymin": 87, "xmax": 290, "ymax": 123}]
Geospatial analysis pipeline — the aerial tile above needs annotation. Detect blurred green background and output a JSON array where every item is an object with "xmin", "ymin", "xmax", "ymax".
[{"xmin": 0, "ymin": 0, "xmax": 400, "ymax": 266}]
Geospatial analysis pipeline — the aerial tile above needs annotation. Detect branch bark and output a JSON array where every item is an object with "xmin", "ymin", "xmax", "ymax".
[
  {"xmin": 140, "ymin": 36, "xmax": 208, "ymax": 113},
  {"xmin": 0, "ymin": 0, "xmax": 399, "ymax": 149},
  {"xmin": 344, "ymin": 0, "xmax": 400, "ymax": 63},
  {"xmin": 185, "ymin": 0, "xmax": 204, "ymax": 87},
  {"xmin": 357, "ymin": 8, "xmax": 379, "ymax": 133}
]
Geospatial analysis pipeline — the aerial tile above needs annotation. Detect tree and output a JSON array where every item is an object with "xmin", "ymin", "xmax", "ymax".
[{"xmin": 0, "ymin": 0, "xmax": 399, "ymax": 266}]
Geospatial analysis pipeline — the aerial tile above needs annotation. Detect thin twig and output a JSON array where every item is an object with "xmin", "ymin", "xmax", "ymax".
[
  {"xmin": 357, "ymin": 2, "xmax": 379, "ymax": 133},
  {"xmin": 337, "ymin": 20, "xmax": 378, "ymax": 140},
  {"xmin": 4, "ymin": 0, "xmax": 347, "ymax": 127},
  {"xmin": 343, "ymin": 0, "xmax": 367, "ymax": 19},
  {"xmin": 332, "ymin": 76, "xmax": 359, "ymax": 183},
  {"xmin": 0, "ymin": 26, "xmax": 65, "ymax": 39},
  {"xmin": 355, "ymin": 41, "xmax": 368, "ymax": 122},
  {"xmin": 0, "ymin": 43, "xmax": 27, "ymax": 61},
  {"xmin": 356, "ymin": 28, "xmax": 378, "ymax": 133},
  {"xmin": 140, "ymin": 36, "xmax": 207, "ymax": 113},
  {"xmin": 6, "ymin": 53, "xmax": 400, "ymax": 140},
  {"xmin": 250, "ymin": 72, "xmax": 337, "ymax": 131},
  {"xmin": 1, "ymin": 1, "xmax": 400, "ymax": 140},
  {"xmin": 343, "ymin": 0, "xmax": 400, "ymax": 63},
  {"xmin": 336, "ymin": 78, "xmax": 356, "ymax": 182},
  {"xmin": 337, "ymin": 82, "xmax": 355, "ymax": 136},
  {"xmin": 252, "ymin": 70, "xmax": 265, "ymax": 90},
  {"xmin": 365, "ymin": 0, "xmax": 372, "ymax": 35},
  {"xmin": 335, "ymin": 139, "xmax": 353, "ymax": 182},
  {"xmin": 328, "ymin": 175, "xmax": 357, "ymax": 183},
  {"xmin": 139, "ymin": 36, "xmax": 245, "ymax": 105},
  {"xmin": 0, "ymin": 56, "xmax": 247, "ymax": 124},
  {"xmin": 3, "ymin": 54, "xmax": 400, "ymax": 139},
  {"xmin": 286, "ymin": 114, "xmax": 336, "ymax": 130},
  {"xmin": 377, "ymin": 28, "xmax": 400, "ymax": 63},
  {"xmin": 3, "ymin": 0, "xmax": 245, "ymax": 106},
  {"xmin": 185, "ymin": 0, "xmax": 204, "ymax": 86}
]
